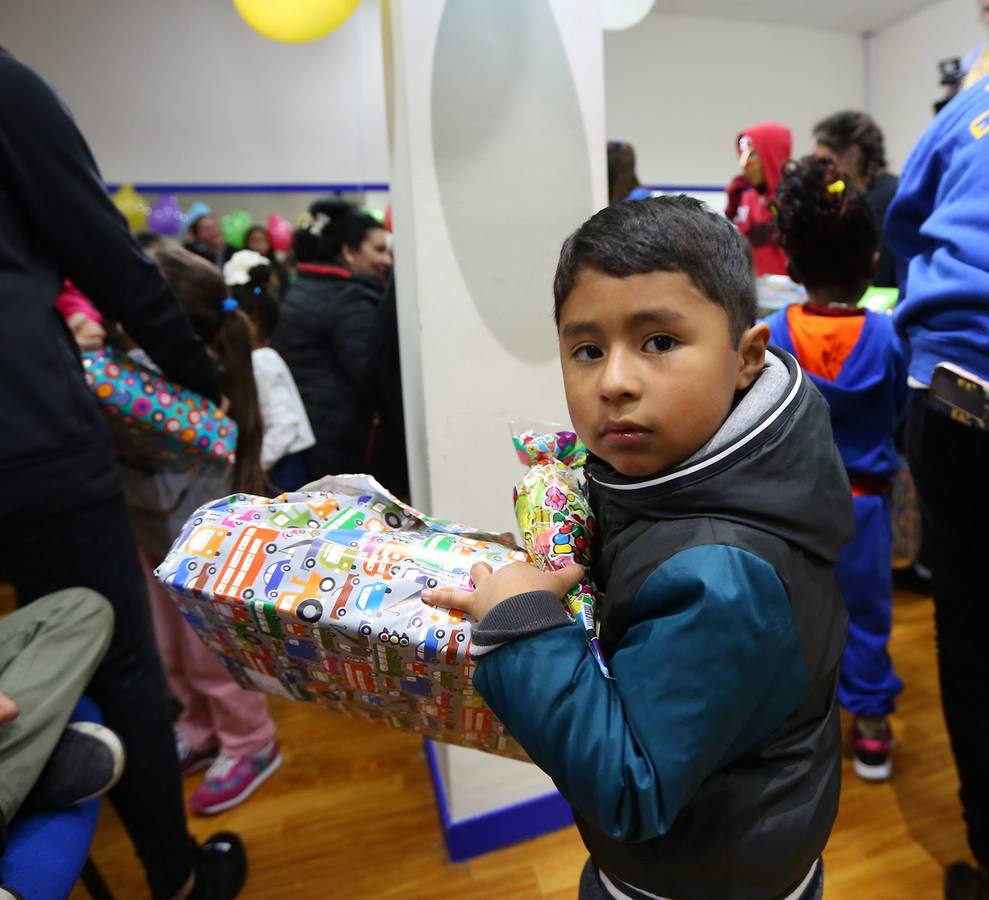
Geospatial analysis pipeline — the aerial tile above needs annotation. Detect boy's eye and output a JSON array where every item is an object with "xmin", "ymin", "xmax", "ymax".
[
  {"xmin": 572, "ymin": 344, "xmax": 603, "ymax": 362},
  {"xmin": 644, "ymin": 334, "xmax": 677, "ymax": 354}
]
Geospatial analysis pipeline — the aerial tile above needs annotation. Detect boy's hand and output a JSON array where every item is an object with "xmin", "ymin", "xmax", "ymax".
[
  {"xmin": 423, "ymin": 561, "xmax": 584, "ymax": 622},
  {"xmin": 0, "ymin": 691, "xmax": 20, "ymax": 724}
]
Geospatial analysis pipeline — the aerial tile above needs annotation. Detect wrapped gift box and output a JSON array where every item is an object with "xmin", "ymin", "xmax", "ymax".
[
  {"xmin": 156, "ymin": 476, "xmax": 530, "ymax": 759},
  {"xmin": 82, "ymin": 347, "xmax": 236, "ymax": 472}
]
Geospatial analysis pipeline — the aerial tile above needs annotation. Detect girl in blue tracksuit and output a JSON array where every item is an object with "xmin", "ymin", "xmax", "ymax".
[{"xmin": 767, "ymin": 156, "xmax": 909, "ymax": 781}]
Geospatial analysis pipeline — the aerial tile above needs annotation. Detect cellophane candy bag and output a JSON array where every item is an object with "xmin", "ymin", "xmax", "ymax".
[{"xmin": 511, "ymin": 420, "xmax": 611, "ymax": 678}]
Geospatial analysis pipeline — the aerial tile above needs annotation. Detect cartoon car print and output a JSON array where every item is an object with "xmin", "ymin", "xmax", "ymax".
[
  {"xmin": 306, "ymin": 540, "xmax": 360, "ymax": 576},
  {"xmin": 409, "ymin": 603, "xmax": 464, "ymax": 629},
  {"xmin": 440, "ymin": 628, "xmax": 470, "ymax": 666},
  {"xmin": 415, "ymin": 624, "xmax": 446, "ymax": 664},
  {"xmin": 341, "ymin": 661, "xmax": 376, "ymax": 693},
  {"xmin": 213, "ymin": 526, "xmax": 279, "ymax": 601},
  {"xmin": 161, "ymin": 557, "xmax": 216, "ymax": 598},
  {"xmin": 274, "ymin": 570, "xmax": 337, "ymax": 623},
  {"xmin": 373, "ymin": 643, "xmax": 404, "ymax": 676},
  {"xmin": 400, "ymin": 675, "xmax": 434, "ymax": 697},
  {"xmin": 268, "ymin": 504, "xmax": 322, "ymax": 530},
  {"xmin": 323, "ymin": 507, "xmax": 368, "ymax": 531},
  {"xmin": 262, "ymin": 559, "xmax": 293, "ymax": 599},
  {"xmin": 353, "ymin": 581, "xmax": 391, "ymax": 615},
  {"xmin": 284, "ymin": 637, "xmax": 318, "ymax": 662},
  {"xmin": 183, "ymin": 524, "xmax": 231, "ymax": 559},
  {"xmin": 461, "ymin": 707, "xmax": 497, "ymax": 735},
  {"xmin": 362, "ymin": 541, "xmax": 413, "ymax": 580},
  {"xmin": 305, "ymin": 496, "xmax": 340, "ymax": 521}
]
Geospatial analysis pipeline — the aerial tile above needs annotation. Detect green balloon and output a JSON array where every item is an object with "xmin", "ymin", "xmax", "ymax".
[
  {"xmin": 361, "ymin": 205, "xmax": 385, "ymax": 225},
  {"xmin": 222, "ymin": 209, "xmax": 253, "ymax": 249}
]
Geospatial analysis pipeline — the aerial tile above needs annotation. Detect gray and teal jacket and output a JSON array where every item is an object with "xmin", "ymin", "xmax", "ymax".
[{"xmin": 472, "ymin": 349, "xmax": 854, "ymax": 900}]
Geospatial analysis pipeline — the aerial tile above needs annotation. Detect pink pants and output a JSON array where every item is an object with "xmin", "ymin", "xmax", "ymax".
[{"xmin": 141, "ymin": 552, "xmax": 276, "ymax": 757}]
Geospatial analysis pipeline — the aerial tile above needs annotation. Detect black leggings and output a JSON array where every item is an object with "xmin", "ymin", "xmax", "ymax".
[
  {"xmin": 1, "ymin": 490, "xmax": 195, "ymax": 898},
  {"xmin": 906, "ymin": 390, "xmax": 989, "ymax": 869}
]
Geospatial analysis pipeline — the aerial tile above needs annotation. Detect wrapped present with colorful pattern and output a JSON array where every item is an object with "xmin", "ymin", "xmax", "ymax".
[
  {"xmin": 82, "ymin": 347, "xmax": 236, "ymax": 472},
  {"xmin": 155, "ymin": 476, "xmax": 530, "ymax": 758}
]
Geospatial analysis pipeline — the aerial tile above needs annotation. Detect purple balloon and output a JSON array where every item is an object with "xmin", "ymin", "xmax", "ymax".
[{"xmin": 148, "ymin": 194, "xmax": 184, "ymax": 236}]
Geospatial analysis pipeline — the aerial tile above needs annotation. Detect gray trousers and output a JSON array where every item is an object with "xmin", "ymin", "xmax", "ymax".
[{"xmin": 0, "ymin": 588, "xmax": 113, "ymax": 823}]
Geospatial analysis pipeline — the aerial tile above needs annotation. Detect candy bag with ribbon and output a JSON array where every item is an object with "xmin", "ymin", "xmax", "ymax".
[{"xmin": 510, "ymin": 419, "xmax": 611, "ymax": 678}]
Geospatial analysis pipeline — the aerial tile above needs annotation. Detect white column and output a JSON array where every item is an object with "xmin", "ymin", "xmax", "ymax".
[{"xmin": 382, "ymin": 0, "xmax": 606, "ymax": 845}]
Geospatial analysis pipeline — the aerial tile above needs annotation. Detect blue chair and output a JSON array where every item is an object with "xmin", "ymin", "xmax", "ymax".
[{"xmin": 0, "ymin": 697, "xmax": 113, "ymax": 899}]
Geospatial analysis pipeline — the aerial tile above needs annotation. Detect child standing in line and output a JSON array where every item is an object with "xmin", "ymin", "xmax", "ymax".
[
  {"xmin": 224, "ymin": 251, "xmax": 315, "ymax": 493},
  {"xmin": 731, "ymin": 121, "xmax": 793, "ymax": 276},
  {"xmin": 766, "ymin": 156, "xmax": 908, "ymax": 781},
  {"xmin": 124, "ymin": 243, "xmax": 281, "ymax": 816},
  {"xmin": 426, "ymin": 196, "xmax": 853, "ymax": 899}
]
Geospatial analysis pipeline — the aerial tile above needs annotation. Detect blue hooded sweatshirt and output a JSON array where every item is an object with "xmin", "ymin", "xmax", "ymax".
[{"xmin": 886, "ymin": 74, "xmax": 989, "ymax": 384}]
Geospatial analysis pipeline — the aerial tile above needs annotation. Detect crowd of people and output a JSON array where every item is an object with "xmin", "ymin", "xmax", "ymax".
[{"xmin": 1, "ymin": 24, "xmax": 988, "ymax": 900}]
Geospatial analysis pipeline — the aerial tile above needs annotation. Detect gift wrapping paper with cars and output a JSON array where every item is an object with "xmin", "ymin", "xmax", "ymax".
[
  {"xmin": 156, "ymin": 476, "xmax": 532, "ymax": 759},
  {"xmin": 82, "ymin": 347, "xmax": 237, "ymax": 472}
]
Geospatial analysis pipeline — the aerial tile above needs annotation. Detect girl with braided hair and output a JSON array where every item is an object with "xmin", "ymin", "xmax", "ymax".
[{"xmin": 765, "ymin": 156, "xmax": 908, "ymax": 782}]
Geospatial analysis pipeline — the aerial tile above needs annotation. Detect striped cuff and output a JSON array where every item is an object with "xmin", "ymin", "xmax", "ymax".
[{"xmin": 470, "ymin": 590, "xmax": 572, "ymax": 657}]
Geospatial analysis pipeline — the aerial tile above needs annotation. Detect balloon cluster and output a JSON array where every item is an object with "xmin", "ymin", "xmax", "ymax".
[{"xmin": 110, "ymin": 186, "xmax": 298, "ymax": 252}]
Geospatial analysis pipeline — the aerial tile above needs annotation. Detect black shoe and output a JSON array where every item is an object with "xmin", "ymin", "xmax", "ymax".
[
  {"xmin": 188, "ymin": 832, "xmax": 247, "ymax": 900},
  {"xmin": 24, "ymin": 722, "xmax": 125, "ymax": 811},
  {"xmin": 945, "ymin": 862, "xmax": 989, "ymax": 899}
]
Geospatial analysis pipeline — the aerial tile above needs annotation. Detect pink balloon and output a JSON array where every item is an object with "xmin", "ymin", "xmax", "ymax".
[{"xmin": 267, "ymin": 214, "xmax": 293, "ymax": 253}]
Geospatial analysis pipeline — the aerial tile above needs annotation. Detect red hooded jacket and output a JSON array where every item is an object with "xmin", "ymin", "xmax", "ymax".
[{"xmin": 730, "ymin": 122, "xmax": 792, "ymax": 277}]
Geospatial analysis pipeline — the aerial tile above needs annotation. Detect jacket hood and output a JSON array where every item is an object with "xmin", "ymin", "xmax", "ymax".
[
  {"xmin": 587, "ymin": 348, "xmax": 854, "ymax": 563},
  {"xmin": 739, "ymin": 122, "xmax": 793, "ymax": 196}
]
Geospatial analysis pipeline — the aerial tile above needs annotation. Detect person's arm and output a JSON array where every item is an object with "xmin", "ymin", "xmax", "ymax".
[
  {"xmin": 0, "ymin": 56, "xmax": 220, "ymax": 402},
  {"xmin": 430, "ymin": 545, "xmax": 808, "ymax": 841},
  {"xmin": 254, "ymin": 350, "xmax": 306, "ymax": 471}
]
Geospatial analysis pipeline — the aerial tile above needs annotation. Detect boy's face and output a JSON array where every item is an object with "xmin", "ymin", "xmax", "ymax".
[{"xmin": 558, "ymin": 270, "xmax": 767, "ymax": 477}]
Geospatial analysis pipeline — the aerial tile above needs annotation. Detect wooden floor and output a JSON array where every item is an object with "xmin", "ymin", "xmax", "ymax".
[{"xmin": 50, "ymin": 585, "xmax": 967, "ymax": 898}]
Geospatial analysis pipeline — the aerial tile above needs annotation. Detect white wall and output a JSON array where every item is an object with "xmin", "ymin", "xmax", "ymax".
[
  {"xmin": 7, "ymin": 1, "xmax": 877, "ymax": 198},
  {"xmin": 3, "ymin": 0, "xmax": 388, "ymax": 186},
  {"xmin": 604, "ymin": 13, "xmax": 867, "ymax": 188},
  {"xmin": 875, "ymin": 0, "xmax": 984, "ymax": 172}
]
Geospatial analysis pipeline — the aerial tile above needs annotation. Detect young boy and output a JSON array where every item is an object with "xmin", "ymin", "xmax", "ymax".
[{"xmin": 426, "ymin": 196, "xmax": 854, "ymax": 900}]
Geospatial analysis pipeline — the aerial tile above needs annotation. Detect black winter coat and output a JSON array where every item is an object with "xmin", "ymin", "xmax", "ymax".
[
  {"xmin": 0, "ymin": 54, "xmax": 219, "ymax": 516},
  {"xmin": 271, "ymin": 265, "xmax": 382, "ymax": 479}
]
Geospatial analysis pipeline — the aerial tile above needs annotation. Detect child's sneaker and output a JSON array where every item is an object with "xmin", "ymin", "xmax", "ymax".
[
  {"xmin": 190, "ymin": 740, "xmax": 282, "ymax": 816},
  {"xmin": 176, "ymin": 726, "xmax": 219, "ymax": 777},
  {"xmin": 852, "ymin": 716, "xmax": 894, "ymax": 781}
]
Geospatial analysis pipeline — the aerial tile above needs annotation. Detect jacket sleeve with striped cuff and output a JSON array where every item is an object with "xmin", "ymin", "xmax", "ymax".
[{"xmin": 470, "ymin": 544, "xmax": 809, "ymax": 841}]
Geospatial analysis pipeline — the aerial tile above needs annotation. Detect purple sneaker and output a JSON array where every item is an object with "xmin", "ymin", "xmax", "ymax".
[{"xmin": 190, "ymin": 740, "xmax": 282, "ymax": 816}]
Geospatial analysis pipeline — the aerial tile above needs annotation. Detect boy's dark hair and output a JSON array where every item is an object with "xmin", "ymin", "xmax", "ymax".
[
  {"xmin": 293, "ymin": 198, "xmax": 382, "ymax": 264},
  {"xmin": 812, "ymin": 111, "xmax": 887, "ymax": 188},
  {"xmin": 553, "ymin": 195, "xmax": 757, "ymax": 344},
  {"xmin": 774, "ymin": 156, "xmax": 878, "ymax": 291}
]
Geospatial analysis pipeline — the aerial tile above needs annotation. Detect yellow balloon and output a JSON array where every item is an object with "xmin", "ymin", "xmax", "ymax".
[
  {"xmin": 112, "ymin": 183, "xmax": 149, "ymax": 232},
  {"xmin": 233, "ymin": 0, "xmax": 361, "ymax": 44}
]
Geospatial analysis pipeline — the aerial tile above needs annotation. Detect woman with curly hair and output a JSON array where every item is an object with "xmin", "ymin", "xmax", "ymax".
[{"xmin": 813, "ymin": 110, "xmax": 899, "ymax": 286}]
